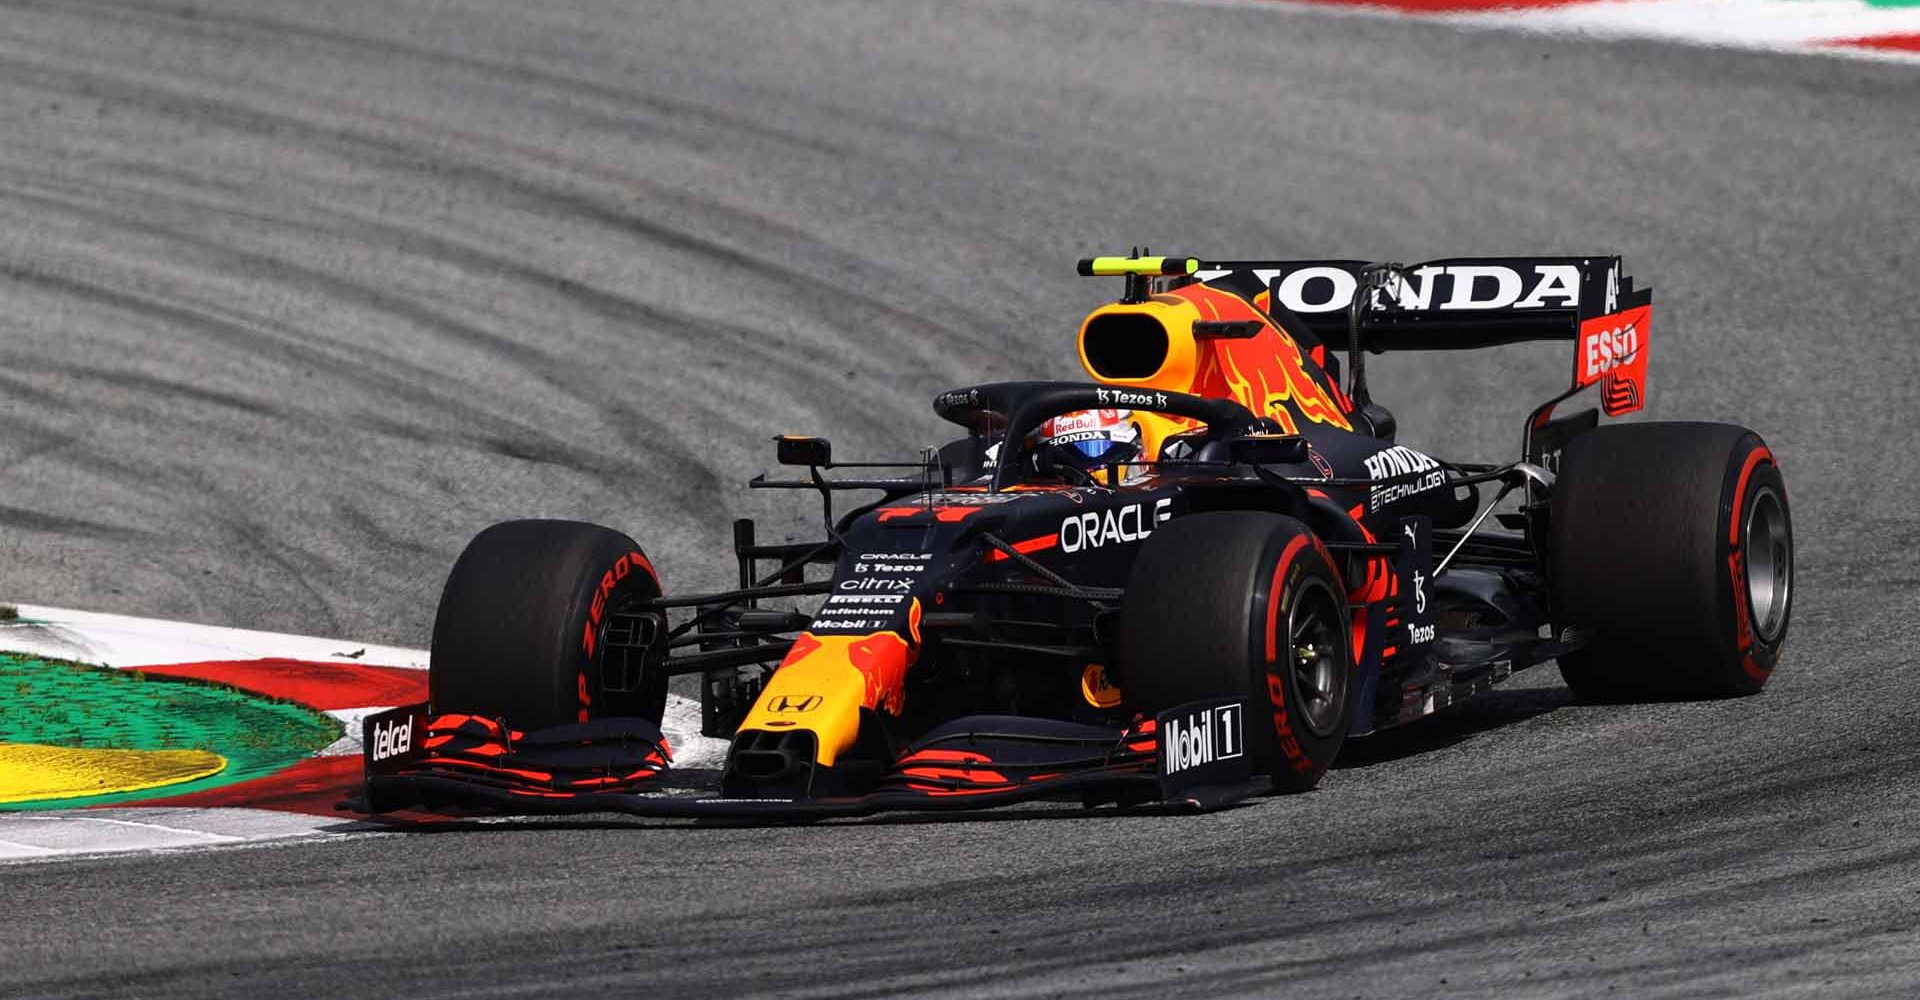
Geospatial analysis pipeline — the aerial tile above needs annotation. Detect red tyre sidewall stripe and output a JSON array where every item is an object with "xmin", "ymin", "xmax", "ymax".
[
  {"xmin": 1264, "ymin": 534, "xmax": 1312, "ymax": 665},
  {"xmin": 580, "ymin": 548, "xmax": 661, "ymax": 723},
  {"xmin": 1727, "ymin": 444, "xmax": 1774, "ymax": 682},
  {"xmin": 1262, "ymin": 533, "xmax": 1319, "ymax": 774}
]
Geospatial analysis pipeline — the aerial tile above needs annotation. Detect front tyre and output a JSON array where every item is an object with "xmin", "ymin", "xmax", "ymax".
[
  {"xmin": 430, "ymin": 519, "xmax": 665, "ymax": 730},
  {"xmin": 1550, "ymin": 422, "xmax": 1792, "ymax": 700},
  {"xmin": 1118, "ymin": 512, "xmax": 1353, "ymax": 793}
]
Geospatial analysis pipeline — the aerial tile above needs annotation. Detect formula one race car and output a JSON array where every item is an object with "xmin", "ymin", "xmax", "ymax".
[{"xmin": 357, "ymin": 252, "xmax": 1793, "ymax": 820}]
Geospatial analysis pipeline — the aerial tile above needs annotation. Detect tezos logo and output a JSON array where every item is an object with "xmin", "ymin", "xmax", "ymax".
[
  {"xmin": 1059, "ymin": 498, "xmax": 1173, "ymax": 553},
  {"xmin": 371, "ymin": 717, "xmax": 413, "ymax": 762},
  {"xmin": 1162, "ymin": 703, "xmax": 1244, "ymax": 775},
  {"xmin": 1094, "ymin": 387, "xmax": 1168, "ymax": 409}
]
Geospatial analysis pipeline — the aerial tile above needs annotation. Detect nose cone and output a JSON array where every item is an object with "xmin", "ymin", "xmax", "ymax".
[{"xmin": 722, "ymin": 631, "xmax": 913, "ymax": 798}]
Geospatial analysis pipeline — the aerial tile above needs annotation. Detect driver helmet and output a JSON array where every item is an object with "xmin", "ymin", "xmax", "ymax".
[{"xmin": 1036, "ymin": 408, "xmax": 1142, "ymax": 470}]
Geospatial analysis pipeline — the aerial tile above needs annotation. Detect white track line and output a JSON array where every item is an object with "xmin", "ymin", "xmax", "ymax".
[
  {"xmin": 0, "ymin": 604, "xmax": 428, "ymax": 670},
  {"xmin": 1190, "ymin": 0, "xmax": 1920, "ymax": 63},
  {"xmin": 1448, "ymin": 0, "xmax": 1920, "ymax": 47},
  {"xmin": 72, "ymin": 816, "xmax": 245, "ymax": 842}
]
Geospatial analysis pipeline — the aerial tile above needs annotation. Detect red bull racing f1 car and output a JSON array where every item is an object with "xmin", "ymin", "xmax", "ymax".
[{"xmin": 356, "ymin": 253, "xmax": 1794, "ymax": 820}]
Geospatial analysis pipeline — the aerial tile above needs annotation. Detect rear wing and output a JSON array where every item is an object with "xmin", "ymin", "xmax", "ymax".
[
  {"xmin": 1191, "ymin": 256, "xmax": 1648, "ymax": 352},
  {"xmin": 1192, "ymin": 255, "xmax": 1653, "ymax": 418},
  {"xmin": 1077, "ymin": 252, "xmax": 1653, "ymax": 418}
]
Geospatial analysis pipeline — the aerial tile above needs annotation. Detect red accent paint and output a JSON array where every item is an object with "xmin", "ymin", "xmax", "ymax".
[
  {"xmin": 134, "ymin": 659, "xmax": 428, "ymax": 711},
  {"xmin": 849, "ymin": 633, "xmax": 912, "ymax": 715},
  {"xmin": 899, "ymin": 766, "xmax": 1011, "ymax": 785},
  {"xmin": 898, "ymin": 749, "xmax": 993, "ymax": 765},
  {"xmin": 985, "ymin": 533, "xmax": 1059, "ymax": 562},
  {"xmin": 877, "ymin": 506, "xmax": 982, "ymax": 523},
  {"xmin": 785, "ymin": 633, "xmax": 823, "ymax": 662},
  {"xmin": 1825, "ymin": 32, "xmax": 1920, "ymax": 52}
]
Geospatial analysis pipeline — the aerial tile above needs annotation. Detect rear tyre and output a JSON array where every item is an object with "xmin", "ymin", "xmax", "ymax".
[
  {"xmin": 1550, "ymin": 422, "xmax": 1792, "ymax": 700},
  {"xmin": 430, "ymin": 519, "xmax": 664, "ymax": 730},
  {"xmin": 1118, "ymin": 512, "xmax": 1352, "ymax": 792}
]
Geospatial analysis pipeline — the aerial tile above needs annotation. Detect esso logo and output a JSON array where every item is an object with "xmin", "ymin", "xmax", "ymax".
[{"xmin": 1582, "ymin": 323, "xmax": 1639, "ymax": 380}]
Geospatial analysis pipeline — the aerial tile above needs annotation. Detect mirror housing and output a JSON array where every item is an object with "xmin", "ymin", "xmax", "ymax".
[{"xmin": 775, "ymin": 436, "xmax": 833, "ymax": 468}]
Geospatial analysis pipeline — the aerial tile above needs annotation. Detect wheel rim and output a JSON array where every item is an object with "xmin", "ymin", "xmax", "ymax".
[
  {"xmin": 1287, "ymin": 577, "xmax": 1345, "ymax": 739},
  {"xmin": 1743, "ymin": 485, "xmax": 1791, "ymax": 644}
]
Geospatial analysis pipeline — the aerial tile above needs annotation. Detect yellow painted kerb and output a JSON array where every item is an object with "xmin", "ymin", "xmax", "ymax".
[{"xmin": 0, "ymin": 743, "xmax": 227, "ymax": 804}]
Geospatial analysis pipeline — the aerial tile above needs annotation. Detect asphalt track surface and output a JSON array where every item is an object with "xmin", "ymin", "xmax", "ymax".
[{"xmin": 1, "ymin": 1, "xmax": 1917, "ymax": 997}]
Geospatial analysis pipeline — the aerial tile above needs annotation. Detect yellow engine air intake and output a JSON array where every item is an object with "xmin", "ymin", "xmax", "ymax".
[{"xmin": 1077, "ymin": 294, "xmax": 1205, "ymax": 389}]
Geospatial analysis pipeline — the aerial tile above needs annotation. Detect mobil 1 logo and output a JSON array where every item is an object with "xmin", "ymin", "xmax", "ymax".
[
  {"xmin": 1156, "ymin": 699, "xmax": 1251, "ymax": 795},
  {"xmin": 1396, "ymin": 514, "xmax": 1435, "ymax": 649}
]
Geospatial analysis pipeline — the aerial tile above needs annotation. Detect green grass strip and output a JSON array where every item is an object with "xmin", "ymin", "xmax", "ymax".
[{"xmin": 0, "ymin": 654, "xmax": 341, "ymax": 810}]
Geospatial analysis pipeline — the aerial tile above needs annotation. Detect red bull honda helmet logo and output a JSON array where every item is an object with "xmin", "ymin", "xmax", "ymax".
[{"xmin": 1038, "ymin": 408, "xmax": 1142, "ymax": 468}]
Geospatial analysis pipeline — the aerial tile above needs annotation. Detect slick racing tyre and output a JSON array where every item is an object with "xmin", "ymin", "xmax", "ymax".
[
  {"xmin": 1550, "ymin": 422, "xmax": 1792, "ymax": 700},
  {"xmin": 1118, "ymin": 512, "xmax": 1352, "ymax": 793},
  {"xmin": 430, "ymin": 519, "xmax": 665, "ymax": 730}
]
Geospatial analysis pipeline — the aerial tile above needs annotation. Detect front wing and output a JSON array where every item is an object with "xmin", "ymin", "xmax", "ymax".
[{"xmin": 352, "ymin": 699, "xmax": 1259, "ymax": 821}]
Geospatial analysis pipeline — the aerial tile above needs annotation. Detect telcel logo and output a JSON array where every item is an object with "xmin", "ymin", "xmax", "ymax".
[
  {"xmin": 371, "ymin": 717, "xmax": 413, "ymax": 762},
  {"xmin": 1060, "ymin": 498, "xmax": 1173, "ymax": 553}
]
